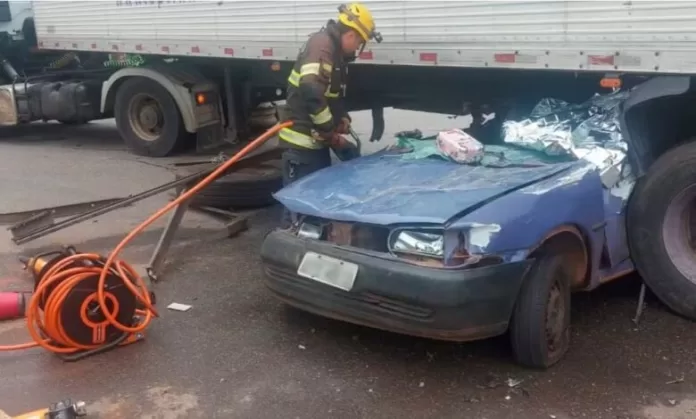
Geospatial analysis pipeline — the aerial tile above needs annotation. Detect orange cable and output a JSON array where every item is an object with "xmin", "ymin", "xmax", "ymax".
[{"xmin": 0, "ymin": 121, "xmax": 292, "ymax": 353}]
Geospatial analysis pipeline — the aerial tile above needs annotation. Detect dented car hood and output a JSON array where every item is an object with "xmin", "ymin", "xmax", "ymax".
[{"xmin": 273, "ymin": 152, "xmax": 576, "ymax": 226}]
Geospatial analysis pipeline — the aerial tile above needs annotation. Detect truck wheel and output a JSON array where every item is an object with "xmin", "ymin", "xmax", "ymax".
[
  {"xmin": 627, "ymin": 141, "xmax": 696, "ymax": 321},
  {"xmin": 509, "ymin": 253, "xmax": 571, "ymax": 369},
  {"xmin": 187, "ymin": 160, "xmax": 283, "ymax": 209},
  {"xmin": 114, "ymin": 77, "xmax": 192, "ymax": 157}
]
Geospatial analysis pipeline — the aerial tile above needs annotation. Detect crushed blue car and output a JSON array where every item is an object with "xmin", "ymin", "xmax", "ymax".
[{"xmin": 260, "ymin": 92, "xmax": 636, "ymax": 369}]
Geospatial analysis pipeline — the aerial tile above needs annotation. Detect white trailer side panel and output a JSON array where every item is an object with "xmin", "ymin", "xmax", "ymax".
[{"xmin": 33, "ymin": 0, "xmax": 696, "ymax": 74}]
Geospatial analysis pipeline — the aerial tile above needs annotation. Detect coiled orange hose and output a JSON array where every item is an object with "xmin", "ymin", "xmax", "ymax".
[{"xmin": 0, "ymin": 121, "xmax": 292, "ymax": 353}]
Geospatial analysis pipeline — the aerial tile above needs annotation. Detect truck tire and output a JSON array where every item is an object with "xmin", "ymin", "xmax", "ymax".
[
  {"xmin": 188, "ymin": 160, "xmax": 283, "ymax": 209},
  {"xmin": 114, "ymin": 77, "xmax": 192, "ymax": 157},
  {"xmin": 627, "ymin": 141, "xmax": 696, "ymax": 321},
  {"xmin": 510, "ymin": 253, "xmax": 571, "ymax": 369}
]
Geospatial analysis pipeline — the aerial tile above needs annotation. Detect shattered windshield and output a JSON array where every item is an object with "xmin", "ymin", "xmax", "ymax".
[{"xmin": 388, "ymin": 91, "xmax": 629, "ymax": 189}]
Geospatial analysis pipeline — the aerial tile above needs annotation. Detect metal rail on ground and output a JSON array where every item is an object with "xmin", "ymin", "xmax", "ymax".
[{"xmin": 0, "ymin": 149, "xmax": 281, "ymax": 282}]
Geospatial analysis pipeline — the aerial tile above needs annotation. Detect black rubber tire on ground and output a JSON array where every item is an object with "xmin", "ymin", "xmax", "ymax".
[
  {"xmin": 509, "ymin": 254, "xmax": 571, "ymax": 369},
  {"xmin": 114, "ymin": 77, "xmax": 192, "ymax": 157},
  {"xmin": 188, "ymin": 159, "xmax": 283, "ymax": 209},
  {"xmin": 627, "ymin": 141, "xmax": 696, "ymax": 321}
]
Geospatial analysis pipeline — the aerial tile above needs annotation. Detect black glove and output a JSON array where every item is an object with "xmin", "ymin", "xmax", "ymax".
[{"xmin": 332, "ymin": 140, "xmax": 360, "ymax": 161}]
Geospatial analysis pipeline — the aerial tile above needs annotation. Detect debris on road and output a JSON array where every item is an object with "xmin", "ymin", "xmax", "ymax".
[
  {"xmin": 479, "ymin": 374, "xmax": 502, "ymax": 389},
  {"xmin": 666, "ymin": 376, "xmax": 685, "ymax": 385},
  {"xmin": 167, "ymin": 302, "xmax": 192, "ymax": 312}
]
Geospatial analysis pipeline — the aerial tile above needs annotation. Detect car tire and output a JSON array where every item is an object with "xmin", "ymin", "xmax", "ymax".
[
  {"xmin": 626, "ymin": 141, "xmax": 696, "ymax": 321},
  {"xmin": 509, "ymin": 254, "xmax": 571, "ymax": 369},
  {"xmin": 188, "ymin": 159, "xmax": 283, "ymax": 209},
  {"xmin": 114, "ymin": 77, "xmax": 193, "ymax": 157}
]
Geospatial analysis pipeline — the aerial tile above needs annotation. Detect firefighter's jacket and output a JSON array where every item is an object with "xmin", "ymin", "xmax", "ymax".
[{"xmin": 279, "ymin": 20, "xmax": 351, "ymax": 149}]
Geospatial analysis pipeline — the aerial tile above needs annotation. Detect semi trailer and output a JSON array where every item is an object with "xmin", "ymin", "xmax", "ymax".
[
  {"xmin": 0, "ymin": 1, "xmax": 686, "ymax": 160},
  {"xmin": 2, "ymin": 1, "xmax": 696, "ymax": 326}
]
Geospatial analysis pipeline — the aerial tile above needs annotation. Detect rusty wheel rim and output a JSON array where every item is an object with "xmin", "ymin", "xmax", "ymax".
[{"xmin": 128, "ymin": 93, "xmax": 164, "ymax": 142}]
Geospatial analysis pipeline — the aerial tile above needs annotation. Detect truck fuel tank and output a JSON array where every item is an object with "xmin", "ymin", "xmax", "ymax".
[
  {"xmin": 0, "ymin": 78, "xmax": 103, "ymax": 126},
  {"xmin": 27, "ymin": 79, "xmax": 102, "ymax": 124}
]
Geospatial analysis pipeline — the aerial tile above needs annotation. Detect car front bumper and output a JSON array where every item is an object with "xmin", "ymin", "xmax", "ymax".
[{"xmin": 260, "ymin": 230, "xmax": 533, "ymax": 342}]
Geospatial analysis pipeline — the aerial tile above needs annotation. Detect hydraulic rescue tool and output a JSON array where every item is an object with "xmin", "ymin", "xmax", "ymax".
[
  {"xmin": 5, "ymin": 399, "xmax": 87, "ymax": 419},
  {"xmin": 329, "ymin": 127, "xmax": 362, "ymax": 161},
  {"xmin": 348, "ymin": 127, "xmax": 363, "ymax": 156},
  {"xmin": 0, "ymin": 122, "xmax": 291, "ymax": 359}
]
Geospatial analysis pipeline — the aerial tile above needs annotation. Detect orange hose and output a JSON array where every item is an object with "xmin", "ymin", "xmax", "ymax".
[{"xmin": 0, "ymin": 121, "xmax": 292, "ymax": 353}]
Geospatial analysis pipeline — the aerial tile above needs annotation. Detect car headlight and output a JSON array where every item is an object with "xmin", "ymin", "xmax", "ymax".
[
  {"xmin": 388, "ymin": 230, "xmax": 444, "ymax": 258},
  {"xmin": 297, "ymin": 221, "xmax": 323, "ymax": 240}
]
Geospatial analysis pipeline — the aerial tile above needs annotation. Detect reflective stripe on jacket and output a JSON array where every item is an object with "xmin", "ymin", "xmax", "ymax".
[{"xmin": 279, "ymin": 20, "xmax": 348, "ymax": 150}]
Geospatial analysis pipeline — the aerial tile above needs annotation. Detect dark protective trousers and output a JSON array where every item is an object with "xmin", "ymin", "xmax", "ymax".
[
  {"xmin": 281, "ymin": 146, "xmax": 332, "ymax": 187},
  {"xmin": 280, "ymin": 146, "xmax": 332, "ymax": 227}
]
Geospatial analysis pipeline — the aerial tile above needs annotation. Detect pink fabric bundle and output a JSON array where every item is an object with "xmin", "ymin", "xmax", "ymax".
[{"xmin": 436, "ymin": 129, "xmax": 484, "ymax": 164}]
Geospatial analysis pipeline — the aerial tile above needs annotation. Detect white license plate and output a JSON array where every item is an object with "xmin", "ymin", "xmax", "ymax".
[{"xmin": 297, "ymin": 252, "xmax": 359, "ymax": 291}]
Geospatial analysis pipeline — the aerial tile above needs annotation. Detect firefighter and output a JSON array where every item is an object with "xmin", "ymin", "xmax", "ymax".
[{"xmin": 278, "ymin": 3, "xmax": 382, "ymax": 187}]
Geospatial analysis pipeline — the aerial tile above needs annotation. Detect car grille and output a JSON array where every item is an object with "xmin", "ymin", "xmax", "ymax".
[{"xmin": 264, "ymin": 265, "xmax": 434, "ymax": 321}]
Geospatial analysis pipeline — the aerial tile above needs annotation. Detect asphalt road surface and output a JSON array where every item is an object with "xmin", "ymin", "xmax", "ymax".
[{"xmin": 0, "ymin": 115, "xmax": 695, "ymax": 419}]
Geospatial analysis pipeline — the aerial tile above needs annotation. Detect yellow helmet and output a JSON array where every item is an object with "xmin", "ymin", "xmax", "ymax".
[{"xmin": 337, "ymin": 3, "xmax": 382, "ymax": 43}]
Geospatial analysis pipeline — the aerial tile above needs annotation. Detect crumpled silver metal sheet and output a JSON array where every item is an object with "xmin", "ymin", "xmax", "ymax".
[{"xmin": 502, "ymin": 91, "xmax": 630, "ymax": 188}]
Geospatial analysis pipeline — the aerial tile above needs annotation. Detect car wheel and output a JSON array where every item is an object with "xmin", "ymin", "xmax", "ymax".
[
  {"xmin": 188, "ymin": 159, "xmax": 283, "ymax": 209},
  {"xmin": 509, "ymin": 254, "xmax": 571, "ymax": 369},
  {"xmin": 627, "ymin": 141, "xmax": 696, "ymax": 321},
  {"xmin": 114, "ymin": 77, "xmax": 193, "ymax": 157}
]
